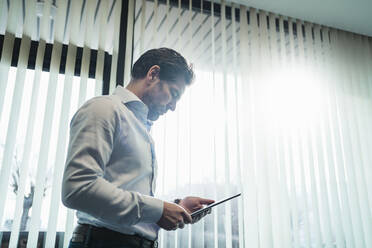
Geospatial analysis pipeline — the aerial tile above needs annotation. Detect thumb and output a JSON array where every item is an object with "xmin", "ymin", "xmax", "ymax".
[{"xmin": 181, "ymin": 209, "xmax": 192, "ymax": 224}]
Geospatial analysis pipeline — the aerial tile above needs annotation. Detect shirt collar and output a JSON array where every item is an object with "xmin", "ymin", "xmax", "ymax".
[
  {"xmin": 113, "ymin": 86, "xmax": 153, "ymax": 130},
  {"xmin": 113, "ymin": 85, "xmax": 144, "ymax": 104}
]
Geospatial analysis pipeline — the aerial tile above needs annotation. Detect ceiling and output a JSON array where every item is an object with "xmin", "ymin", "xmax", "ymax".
[{"xmin": 228, "ymin": 0, "xmax": 372, "ymax": 37}]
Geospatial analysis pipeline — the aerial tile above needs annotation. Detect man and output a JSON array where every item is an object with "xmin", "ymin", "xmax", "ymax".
[{"xmin": 62, "ymin": 48, "xmax": 214, "ymax": 248}]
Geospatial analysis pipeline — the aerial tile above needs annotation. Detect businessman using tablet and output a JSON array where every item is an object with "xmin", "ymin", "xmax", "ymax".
[{"xmin": 62, "ymin": 48, "xmax": 214, "ymax": 248}]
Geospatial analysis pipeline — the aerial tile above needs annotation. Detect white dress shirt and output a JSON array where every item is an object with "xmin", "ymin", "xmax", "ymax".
[{"xmin": 62, "ymin": 86, "xmax": 163, "ymax": 241}]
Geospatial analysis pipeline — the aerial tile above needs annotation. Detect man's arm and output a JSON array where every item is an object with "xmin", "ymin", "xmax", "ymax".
[{"xmin": 61, "ymin": 97, "xmax": 163, "ymax": 226}]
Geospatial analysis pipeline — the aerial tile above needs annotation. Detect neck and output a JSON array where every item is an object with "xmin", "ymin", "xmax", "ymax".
[{"xmin": 126, "ymin": 79, "xmax": 146, "ymax": 100}]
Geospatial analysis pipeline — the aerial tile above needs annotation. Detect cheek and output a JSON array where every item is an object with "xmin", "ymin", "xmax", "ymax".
[
  {"xmin": 163, "ymin": 92, "xmax": 172, "ymax": 103},
  {"xmin": 151, "ymin": 84, "xmax": 171, "ymax": 105},
  {"xmin": 156, "ymin": 91, "xmax": 171, "ymax": 104}
]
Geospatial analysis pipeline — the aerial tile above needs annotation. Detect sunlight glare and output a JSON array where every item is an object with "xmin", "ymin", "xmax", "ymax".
[{"xmin": 265, "ymin": 68, "xmax": 324, "ymax": 129}]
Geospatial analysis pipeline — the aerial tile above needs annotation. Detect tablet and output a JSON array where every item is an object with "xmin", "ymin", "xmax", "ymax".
[{"xmin": 191, "ymin": 193, "xmax": 241, "ymax": 220}]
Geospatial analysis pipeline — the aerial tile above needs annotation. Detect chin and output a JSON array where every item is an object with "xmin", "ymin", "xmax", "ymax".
[
  {"xmin": 149, "ymin": 116, "xmax": 159, "ymax": 121},
  {"xmin": 148, "ymin": 113, "xmax": 160, "ymax": 121}
]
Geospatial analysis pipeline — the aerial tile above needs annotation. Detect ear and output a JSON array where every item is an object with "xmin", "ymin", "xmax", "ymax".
[{"xmin": 147, "ymin": 65, "xmax": 160, "ymax": 82}]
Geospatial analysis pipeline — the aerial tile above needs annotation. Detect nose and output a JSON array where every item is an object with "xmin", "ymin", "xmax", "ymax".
[{"xmin": 167, "ymin": 101, "xmax": 176, "ymax": 111}]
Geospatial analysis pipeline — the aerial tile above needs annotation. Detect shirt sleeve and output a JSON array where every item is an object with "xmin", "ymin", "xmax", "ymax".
[{"xmin": 61, "ymin": 97, "xmax": 163, "ymax": 226}]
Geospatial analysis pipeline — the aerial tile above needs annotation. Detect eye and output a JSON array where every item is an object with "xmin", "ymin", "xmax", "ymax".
[{"xmin": 170, "ymin": 88, "xmax": 179, "ymax": 99}]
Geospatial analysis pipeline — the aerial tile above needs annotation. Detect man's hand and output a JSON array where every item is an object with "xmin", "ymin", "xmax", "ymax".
[
  {"xmin": 179, "ymin": 196, "xmax": 215, "ymax": 214},
  {"xmin": 157, "ymin": 202, "xmax": 192, "ymax": 231},
  {"xmin": 178, "ymin": 196, "xmax": 214, "ymax": 223}
]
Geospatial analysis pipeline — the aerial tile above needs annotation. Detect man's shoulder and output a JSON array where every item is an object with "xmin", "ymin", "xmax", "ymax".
[
  {"xmin": 85, "ymin": 94, "xmax": 116, "ymax": 105},
  {"xmin": 82, "ymin": 95, "xmax": 123, "ymax": 112},
  {"xmin": 72, "ymin": 95, "xmax": 124, "ymax": 124}
]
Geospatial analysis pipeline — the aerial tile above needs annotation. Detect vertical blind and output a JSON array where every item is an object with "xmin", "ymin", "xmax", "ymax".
[
  {"xmin": 132, "ymin": 0, "xmax": 372, "ymax": 247},
  {"xmin": 0, "ymin": 0, "xmax": 121, "ymax": 247}
]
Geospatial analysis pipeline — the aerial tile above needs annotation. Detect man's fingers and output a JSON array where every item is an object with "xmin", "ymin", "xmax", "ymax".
[
  {"xmin": 179, "ymin": 221, "xmax": 185, "ymax": 229},
  {"xmin": 199, "ymin": 198, "xmax": 215, "ymax": 205},
  {"xmin": 192, "ymin": 204, "xmax": 203, "ymax": 212}
]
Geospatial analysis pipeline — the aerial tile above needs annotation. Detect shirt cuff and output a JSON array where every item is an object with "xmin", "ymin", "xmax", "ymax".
[{"xmin": 140, "ymin": 195, "xmax": 164, "ymax": 223}]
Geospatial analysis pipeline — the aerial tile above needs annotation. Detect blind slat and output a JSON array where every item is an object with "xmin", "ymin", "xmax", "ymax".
[
  {"xmin": 239, "ymin": 6, "xmax": 259, "ymax": 248},
  {"xmin": 95, "ymin": 0, "xmax": 109, "ymax": 95},
  {"xmin": 140, "ymin": 0, "xmax": 146, "ymax": 53},
  {"xmin": 109, "ymin": 0, "xmax": 122, "ymax": 94},
  {"xmin": 0, "ymin": 0, "xmax": 8, "ymax": 34},
  {"xmin": 275, "ymin": 17, "xmax": 293, "ymax": 248},
  {"xmin": 7, "ymin": 0, "xmax": 23, "ymax": 37},
  {"xmin": 220, "ymin": 2, "xmax": 233, "ymax": 248},
  {"xmin": 267, "ymin": 13, "xmax": 286, "ymax": 248},
  {"xmin": 285, "ymin": 19, "xmax": 301, "ymax": 248},
  {"xmin": 77, "ymin": 46, "xmax": 90, "ymax": 107},
  {"xmin": 337, "ymin": 31, "xmax": 367, "ymax": 247},
  {"xmin": 124, "ymin": 0, "xmax": 135, "ymax": 85},
  {"xmin": 231, "ymin": 3, "xmax": 245, "ymax": 248},
  {"xmin": 347, "ymin": 34, "xmax": 372, "ymax": 247},
  {"xmin": 0, "ymin": 32, "xmax": 14, "ymax": 120},
  {"xmin": 327, "ymin": 30, "xmax": 356, "ymax": 248}
]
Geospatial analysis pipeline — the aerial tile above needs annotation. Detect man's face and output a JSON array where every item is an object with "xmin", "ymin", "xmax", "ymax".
[{"xmin": 143, "ymin": 77, "xmax": 186, "ymax": 121}]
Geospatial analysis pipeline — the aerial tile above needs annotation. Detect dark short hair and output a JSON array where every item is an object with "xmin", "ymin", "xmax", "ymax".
[{"xmin": 131, "ymin": 48, "xmax": 194, "ymax": 85}]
